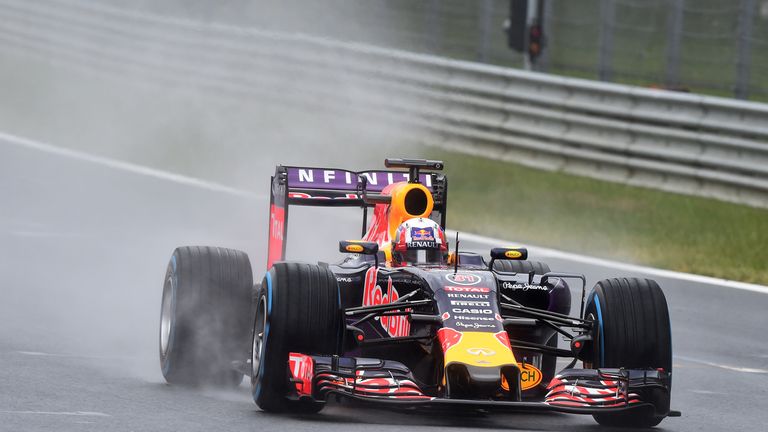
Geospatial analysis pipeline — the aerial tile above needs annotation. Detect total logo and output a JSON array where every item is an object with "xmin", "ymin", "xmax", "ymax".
[
  {"xmin": 445, "ymin": 273, "xmax": 482, "ymax": 286},
  {"xmin": 466, "ymin": 347, "xmax": 496, "ymax": 356},
  {"xmin": 267, "ymin": 205, "xmax": 285, "ymax": 268},
  {"xmin": 444, "ymin": 286, "xmax": 490, "ymax": 293},
  {"xmin": 269, "ymin": 206, "xmax": 284, "ymax": 241}
]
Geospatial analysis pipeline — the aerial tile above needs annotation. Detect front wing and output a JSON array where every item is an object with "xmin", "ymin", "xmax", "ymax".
[{"xmin": 287, "ymin": 353, "xmax": 673, "ymax": 416}]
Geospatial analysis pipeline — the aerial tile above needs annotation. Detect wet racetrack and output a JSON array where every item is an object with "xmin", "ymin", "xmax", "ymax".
[{"xmin": 2, "ymin": 140, "xmax": 767, "ymax": 431}]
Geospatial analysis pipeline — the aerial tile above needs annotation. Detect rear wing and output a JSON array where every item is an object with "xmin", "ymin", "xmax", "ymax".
[{"xmin": 267, "ymin": 162, "xmax": 447, "ymax": 269}]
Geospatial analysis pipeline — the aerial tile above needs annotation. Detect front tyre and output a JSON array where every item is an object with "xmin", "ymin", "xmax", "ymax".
[
  {"xmin": 251, "ymin": 262, "xmax": 341, "ymax": 413},
  {"xmin": 159, "ymin": 246, "xmax": 252, "ymax": 387},
  {"xmin": 584, "ymin": 278, "xmax": 672, "ymax": 428}
]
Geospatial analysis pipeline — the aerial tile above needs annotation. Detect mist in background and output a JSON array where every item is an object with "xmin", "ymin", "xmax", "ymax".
[
  {"xmin": 0, "ymin": 0, "xmax": 433, "ymax": 381},
  {"xmin": 0, "ymin": 0, "xmax": 431, "ymax": 186}
]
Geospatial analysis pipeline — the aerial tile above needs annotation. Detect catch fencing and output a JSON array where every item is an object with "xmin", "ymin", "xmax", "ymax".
[
  {"xmin": 1, "ymin": 0, "xmax": 767, "ymax": 207},
  {"xmin": 90, "ymin": 0, "xmax": 768, "ymax": 101}
]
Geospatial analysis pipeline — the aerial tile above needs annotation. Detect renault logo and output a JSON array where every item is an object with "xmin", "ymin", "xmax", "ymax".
[{"xmin": 467, "ymin": 347, "xmax": 495, "ymax": 356}]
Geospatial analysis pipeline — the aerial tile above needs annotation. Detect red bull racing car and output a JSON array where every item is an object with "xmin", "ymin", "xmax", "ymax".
[{"xmin": 158, "ymin": 159, "xmax": 678, "ymax": 428}]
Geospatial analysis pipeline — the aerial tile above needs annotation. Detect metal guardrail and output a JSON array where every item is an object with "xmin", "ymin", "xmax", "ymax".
[{"xmin": 1, "ymin": 0, "xmax": 768, "ymax": 207}]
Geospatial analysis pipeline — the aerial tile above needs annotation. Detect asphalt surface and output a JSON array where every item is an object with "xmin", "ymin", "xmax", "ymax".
[{"xmin": 2, "ymin": 140, "xmax": 768, "ymax": 432}]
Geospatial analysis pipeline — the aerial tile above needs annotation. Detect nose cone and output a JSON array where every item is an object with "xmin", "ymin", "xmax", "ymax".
[
  {"xmin": 438, "ymin": 330, "xmax": 521, "ymax": 399},
  {"xmin": 445, "ymin": 363, "xmax": 521, "ymax": 400},
  {"xmin": 438, "ymin": 329, "xmax": 518, "ymax": 368}
]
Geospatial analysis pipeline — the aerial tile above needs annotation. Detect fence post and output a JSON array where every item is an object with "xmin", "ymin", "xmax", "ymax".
[
  {"xmin": 522, "ymin": 0, "xmax": 538, "ymax": 71},
  {"xmin": 425, "ymin": 0, "xmax": 441, "ymax": 53},
  {"xmin": 598, "ymin": 0, "xmax": 615, "ymax": 81},
  {"xmin": 477, "ymin": 0, "xmax": 494, "ymax": 63},
  {"xmin": 735, "ymin": 0, "xmax": 755, "ymax": 99},
  {"xmin": 665, "ymin": 0, "xmax": 684, "ymax": 87},
  {"xmin": 539, "ymin": 0, "xmax": 554, "ymax": 72}
]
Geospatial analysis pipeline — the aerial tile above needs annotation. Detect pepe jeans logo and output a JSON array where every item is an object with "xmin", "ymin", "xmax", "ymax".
[
  {"xmin": 457, "ymin": 322, "xmax": 496, "ymax": 329},
  {"xmin": 501, "ymin": 281, "xmax": 548, "ymax": 291}
]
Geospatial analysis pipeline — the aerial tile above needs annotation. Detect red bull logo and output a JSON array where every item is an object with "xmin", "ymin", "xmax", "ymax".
[
  {"xmin": 410, "ymin": 227, "xmax": 435, "ymax": 242},
  {"xmin": 437, "ymin": 327, "xmax": 463, "ymax": 353},
  {"xmin": 494, "ymin": 331, "xmax": 512, "ymax": 349},
  {"xmin": 362, "ymin": 268, "xmax": 410, "ymax": 337}
]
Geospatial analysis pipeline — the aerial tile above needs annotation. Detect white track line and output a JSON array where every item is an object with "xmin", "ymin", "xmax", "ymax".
[
  {"xmin": 449, "ymin": 230, "xmax": 768, "ymax": 295},
  {"xmin": 4, "ymin": 130, "xmax": 765, "ymax": 295},
  {"xmin": 0, "ymin": 131, "xmax": 263, "ymax": 199},
  {"xmin": 9, "ymin": 231, "xmax": 83, "ymax": 238},
  {"xmin": 675, "ymin": 355, "xmax": 768, "ymax": 374},
  {"xmin": 0, "ymin": 411, "xmax": 111, "ymax": 417},
  {"xmin": 16, "ymin": 351, "xmax": 143, "ymax": 361}
]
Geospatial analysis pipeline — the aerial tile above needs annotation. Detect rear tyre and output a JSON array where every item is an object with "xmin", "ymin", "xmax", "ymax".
[
  {"xmin": 493, "ymin": 260, "xmax": 550, "ymax": 275},
  {"xmin": 584, "ymin": 278, "xmax": 672, "ymax": 428},
  {"xmin": 159, "ymin": 246, "xmax": 253, "ymax": 387},
  {"xmin": 251, "ymin": 262, "xmax": 341, "ymax": 413}
]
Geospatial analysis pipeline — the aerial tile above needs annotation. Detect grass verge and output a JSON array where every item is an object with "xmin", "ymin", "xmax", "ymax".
[{"xmin": 433, "ymin": 150, "xmax": 768, "ymax": 285}]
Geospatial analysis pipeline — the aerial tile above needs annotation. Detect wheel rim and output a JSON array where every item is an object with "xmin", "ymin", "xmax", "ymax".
[
  {"xmin": 251, "ymin": 296, "xmax": 267, "ymax": 381},
  {"xmin": 160, "ymin": 273, "xmax": 174, "ymax": 357}
]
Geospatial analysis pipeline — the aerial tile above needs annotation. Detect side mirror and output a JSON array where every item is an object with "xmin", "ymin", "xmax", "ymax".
[
  {"xmin": 339, "ymin": 240, "xmax": 379, "ymax": 255},
  {"xmin": 490, "ymin": 247, "xmax": 528, "ymax": 260}
]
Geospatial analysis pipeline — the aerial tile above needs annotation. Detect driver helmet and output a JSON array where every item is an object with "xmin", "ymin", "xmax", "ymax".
[{"xmin": 392, "ymin": 218, "xmax": 448, "ymax": 266}]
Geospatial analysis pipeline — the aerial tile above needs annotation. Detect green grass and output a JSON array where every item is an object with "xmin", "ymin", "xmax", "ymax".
[{"xmin": 432, "ymin": 150, "xmax": 768, "ymax": 285}]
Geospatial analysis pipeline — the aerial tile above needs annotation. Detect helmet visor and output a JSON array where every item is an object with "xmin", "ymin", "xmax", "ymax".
[{"xmin": 398, "ymin": 248, "xmax": 446, "ymax": 265}]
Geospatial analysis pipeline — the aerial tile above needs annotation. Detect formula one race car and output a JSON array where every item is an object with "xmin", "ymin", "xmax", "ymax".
[{"xmin": 158, "ymin": 158, "xmax": 678, "ymax": 428}]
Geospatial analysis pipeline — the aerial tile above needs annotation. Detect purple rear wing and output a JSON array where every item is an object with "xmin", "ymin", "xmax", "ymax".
[
  {"xmin": 266, "ymin": 165, "xmax": 447, "ymax": 269},
  {"xmin": 286, "ymin": 167, "xmax": 435, "ymax": 199}
]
